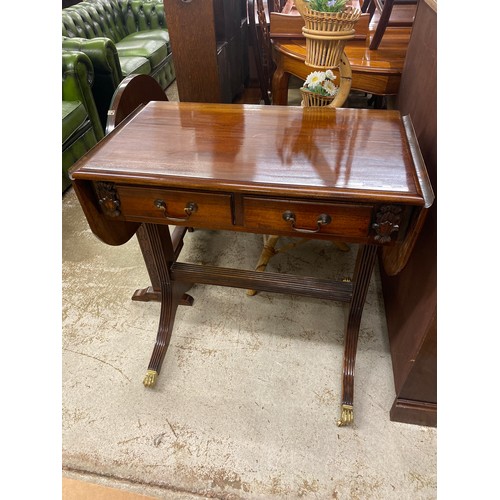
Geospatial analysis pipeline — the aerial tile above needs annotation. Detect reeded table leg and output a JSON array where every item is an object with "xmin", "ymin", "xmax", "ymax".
[
  {"xmin": 337, "ymin": 244, "xmax": 378, "ymax": 426},
  {"xmin": 133, "ymin": 224, "xmax": 193, "ymax": 305},
  {"xmin": 133, "ymin": 224, "xmax": 162, "ymax": 302},
  {"xmin": 141, "ymin": 223, "xmax": 192, "ymax": 387}
]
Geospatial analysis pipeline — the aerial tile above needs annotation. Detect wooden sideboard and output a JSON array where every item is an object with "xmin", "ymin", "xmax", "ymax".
[
  {"xmin": 380, "ymin": 0, "xmax": 437, "ymax": 427},
  {"xmin": 163, "ymin": 0, "xmax": 249, "ymax": 103}
]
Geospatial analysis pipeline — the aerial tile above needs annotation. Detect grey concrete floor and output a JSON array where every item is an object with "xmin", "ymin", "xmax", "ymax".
[{"xmin": 62, "ymin": 184, "xmax": 436, "ymax": 499}]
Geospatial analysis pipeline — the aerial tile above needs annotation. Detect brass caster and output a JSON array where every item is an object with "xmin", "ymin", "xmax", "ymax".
[
  {"xmin": 143, "ymin": 370, "xmax": 158, "ymax": 387},
  {"xmin": 337, "ymin": 404, "xmax": 354, "ymax": 427}
]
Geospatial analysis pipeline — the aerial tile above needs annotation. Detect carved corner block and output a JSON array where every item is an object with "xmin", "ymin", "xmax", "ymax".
[
  {"xmin": 372, "ymin": 205, "xmax": 402, "ymax": 243},
  {"xmin": 95, "ymin": 182, "xmax": 121, "ymax": 217}
]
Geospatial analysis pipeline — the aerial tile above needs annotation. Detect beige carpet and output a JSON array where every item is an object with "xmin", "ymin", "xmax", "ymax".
[{"xmin": 62, "ymin": 185, "xmax": 437, "ymax": 499}]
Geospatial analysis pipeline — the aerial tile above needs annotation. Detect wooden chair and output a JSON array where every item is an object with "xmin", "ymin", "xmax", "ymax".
[
  {"xmin": 363, "ymin": 0, "xmax": 417, "ymax": 50},
  {"xmin": 247, "ymin": 0, "xmax": 289, "ymax": 104}
]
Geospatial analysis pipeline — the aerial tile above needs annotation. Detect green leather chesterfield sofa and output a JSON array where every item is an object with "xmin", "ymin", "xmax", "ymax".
[
  {"xmin": 62, "ymin": 50, "xmax": 104, "ymax": 192},
  {"xmin": 62, "ymin": 0, "xmax": 175, "ymax": 130}
]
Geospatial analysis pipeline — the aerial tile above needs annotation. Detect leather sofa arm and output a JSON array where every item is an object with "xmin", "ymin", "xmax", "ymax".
[
  {"xmin": 62, "ymin": 36, "xmax": 123, "ymax": 131},
  {"xmin": 62, "ymin": 36, "xmax": 122, "ymax": 84},
  {"xmin": 62, "ymin": 50, "xmax": 104, "ymax": 140},
  {"xmin": 120, "ymin": 0, "xmax": 168, "ymax": 33}
]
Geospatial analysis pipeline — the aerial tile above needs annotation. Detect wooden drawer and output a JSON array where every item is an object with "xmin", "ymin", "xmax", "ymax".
[
  {"xmin": 116, "ymin": 186, "xmax": 233, "ymax": 228},
  {"xmin": 243, "ymin": 197, "xmax": 373, "ymax": 240}
]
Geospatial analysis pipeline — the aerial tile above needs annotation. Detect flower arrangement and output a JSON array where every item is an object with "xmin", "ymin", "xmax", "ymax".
[
  {"xmin": 302, "ymin": 70, "xmax": 338, "ymax": 97},
  {"xmin": 303, "ymin": 0, "xmax": 348, "ymax": 13}
]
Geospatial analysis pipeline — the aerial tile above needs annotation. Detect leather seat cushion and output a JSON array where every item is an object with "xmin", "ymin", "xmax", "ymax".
[
  {"xmin": 116, "ymin": 38, "xmax": 167, "ymax": 69},
  {"xmin": 121, "ymin": 29, "xmax": 170, "ymax": 52},
  {"xmin": 118, "ymin": 55, "xmax": 151, "ymax": 76},
  {"xmin": 62, "ymin": 127, "xmax": 97, "ymax": 192},
  {"xmin": 62, "ymin": 100, "xmax": 88, "ymax": 144}
]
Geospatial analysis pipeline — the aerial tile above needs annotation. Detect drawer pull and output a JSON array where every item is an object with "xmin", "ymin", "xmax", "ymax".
[
  {"xmin": 154, "ymin": 199, "xmax": 198, "ymax": 221},
  {"xmin": 282, "ymin": 210, "xmax": 332, "ymax": 233}
]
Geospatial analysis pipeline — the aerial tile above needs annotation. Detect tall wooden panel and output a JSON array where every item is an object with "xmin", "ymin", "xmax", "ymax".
[
  {"xmin": 163, "ymin": 0, "xmax": 248, "ymax": 103},
  {"xmin": 380, "ymin": 0, "xmax": 437, "ymax": 427}
]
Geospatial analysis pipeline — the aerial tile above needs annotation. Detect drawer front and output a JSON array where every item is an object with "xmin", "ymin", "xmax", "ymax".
[
  {"xmin": 116, "ymin": 186, "xmax": 233, "ymax": 228},
  {"xmin": 243, "ymin": 197, "xmax": 373, "ymax": 240}
]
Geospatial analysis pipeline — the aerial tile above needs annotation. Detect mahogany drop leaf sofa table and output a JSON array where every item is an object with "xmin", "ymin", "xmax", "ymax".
[{"xmin": 70, "ymin": 102, "xmax": 433, "ymax": 427}]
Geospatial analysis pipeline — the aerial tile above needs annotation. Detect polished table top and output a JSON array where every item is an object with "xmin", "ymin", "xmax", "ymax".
[{"xmin": 72, "ymin": 101, "xmax": 425, "ymax": 206}]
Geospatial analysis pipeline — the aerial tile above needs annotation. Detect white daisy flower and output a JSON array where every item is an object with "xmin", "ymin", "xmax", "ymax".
[
  {"xmin": 305, "ymin": 71, "xmax": 326, "ymax": 87},
  {"xmin": 323, "ymin": 79, "xmax": 338, "ymax": 96}
]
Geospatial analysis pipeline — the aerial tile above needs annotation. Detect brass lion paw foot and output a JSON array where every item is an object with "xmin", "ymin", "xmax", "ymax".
[
  {"xmin": 337, "ymin": 404, "xmax": 354, "ymax": 427},
  {"xmin": 143, "ymin": 370, "xmax": 158, "ymax": 387}
]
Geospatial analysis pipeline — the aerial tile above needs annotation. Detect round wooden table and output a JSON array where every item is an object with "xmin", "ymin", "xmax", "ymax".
[{"xmin": 271, "ymin": 28, "xmax": 411, "ymax": 105}]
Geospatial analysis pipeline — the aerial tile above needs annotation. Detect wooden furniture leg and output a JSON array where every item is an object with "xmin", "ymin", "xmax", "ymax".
[
  {"xmin": 367, "ymin": 0, "xmax": 417, "ymax": 51},
  {"xmin": 132, "ymin": 224, "xmax": 194, "ymax": 305},
  {"xmin": 369, "ymin": 0, "xmax": 395, "ymax": 50},
  {"xmin": 246, "ymin": 235, "xmax": 280, "ymax": 296},
  {"xmin": 271, "ymin": 57, "xmax": 291, "ymax": 105},
  {"xmin": 247, "ymin": 236, "xmax": 349, "ymax": 295},
  {"xmin": 133, "ymin": 224, "xmax": 161, "ymax": 301},
  {"xmin": 141, "ymin": 223, "xmax": 193, "ymax": 387},
  {"xmin": 338, "ymin": 244, "xmax": 378, "ymax": 426}
]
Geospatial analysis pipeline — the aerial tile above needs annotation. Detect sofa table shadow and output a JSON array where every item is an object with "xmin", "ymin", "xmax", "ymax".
[{"xmin": 70, "ymin": 102, "xmax": 433, "ymax": 427}]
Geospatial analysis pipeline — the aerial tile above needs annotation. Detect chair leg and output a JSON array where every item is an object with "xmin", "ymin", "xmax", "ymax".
[
  {"xmin": 369, "ymin": 0, "xmax": 395, "ymax": 50},
  {"xmin": 367, "ymin": 94, "xmax": 386, "ymax": 109},
  {"xmin": 249, "ymin": 0, "xmax": 272, "ymax": 105},
  {"xmin": 247, "ymin": 235, "xmax": 280, "ymax": 296},
  {"xmin": 247, "ymin": 236, "xmax": 349, "ymax": 297},
  {"xmin": 363, "ymin": 0, "xmax": 376, "ymax": 19}
]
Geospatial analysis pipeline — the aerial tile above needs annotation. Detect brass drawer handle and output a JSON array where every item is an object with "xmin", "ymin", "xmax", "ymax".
[
  {"xmin": 154, "ymin": 199, "xmax": 197, "ymax": 221},
  {"xmin": 282, "ymin": 210, "xmax": 332, "ymax": 233}
]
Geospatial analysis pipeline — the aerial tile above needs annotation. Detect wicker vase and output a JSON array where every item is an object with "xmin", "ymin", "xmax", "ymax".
[
  {"xmin": 301, "ymin": 7, "xmax": 361, "ymax": 69},
  {"xmin": 300, "ymin": 87, "xmax": 337, "ymax": 107}
]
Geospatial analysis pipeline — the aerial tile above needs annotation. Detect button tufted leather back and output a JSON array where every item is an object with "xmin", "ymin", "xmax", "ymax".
[
  {"xmin": 88, "ymin": 0, "xmax": 129, "ymax": 41},
  {"xmin": 62, "ymin": 0, "xmax": 166, "ymax": 41},
  {"xmin": 122, "ymin": 0, "xmax": 167, "ymax": 33}
]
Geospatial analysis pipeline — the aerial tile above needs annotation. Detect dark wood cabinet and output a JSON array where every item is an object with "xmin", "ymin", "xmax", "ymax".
[
  {"xmin": 380, "ymin": 0, "xmax": 437, "ymax": 427},
  {"xmin": 163, "ymin": 0, "xmax": 249, "ymax": 103}
]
